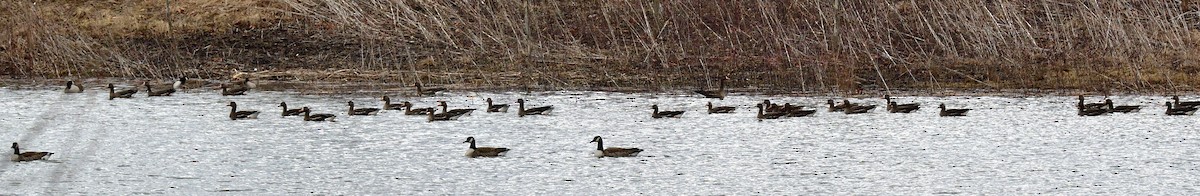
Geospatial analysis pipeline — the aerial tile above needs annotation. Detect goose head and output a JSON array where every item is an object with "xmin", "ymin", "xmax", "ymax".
[
  {"xmin": 278, "ymin": 102, "xmax": 288, "ymax": 108},
  {"xmin": 382, "ymin": 96, "xmax": 391, "ymax": 102},
  {"xmin": 827, "ymin": 99, "xmax": 835, "ymax": 107},
  {"xmin": 938, "ymin": 103, "xmax": 946, "ymax": 110},
  {"xmin": 463, "ymin": 137, "xmax": 477, "ymax": 148},
  {"xmin": 227, "ymin": 102, "xmax": 238, "ymax": 108}
]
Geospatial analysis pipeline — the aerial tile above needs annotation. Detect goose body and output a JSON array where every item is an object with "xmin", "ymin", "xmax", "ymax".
[
  {"xmin": 402, "ymin": 101, "xmax": 436, "ymax": 115},
  {"xmin": 1166, "ymin": 102, "xmax": 1198, "ymax": 116},
  {"xmin": 785, "ymin": 109, "xmax": 817, "ymax": 117},
  {"xmin": 463, "ymin": 137, "xmax": 508, "ymax": 158},
  {"xmin": 427, "ymin": 108, "xmax": 460, "ymax": 122},
  {"xmin": 884, "ymin": 95, "xmax": 920, "ymax": 113},
  {"xmin": 347, "ymin": 101, "xmax": 381, "ymax": 116},
  {"xmin": 1172, "ymin": 96, "xmax": 1200, "ymax": 108},
  {"xmin": 1076, "ymin": 101, "xmax": 1108, "ymax": 116},
  {"xmin": 279, "ymin": 102, "xmax": 304, "ymax": 116},
  {"xmin": 756, "ymin": 103, "xmax": 788, "ymax": 120},
  {"xmin": 107, "ymin": 83, "xmax": 138, "ymax": 100},
  {"xmin": 486, "ymin": 98, "xmax": 510, "ymax": 113},
  {"xmin": 226, "ymin": 102, "xmax": 260, "ymax": 120},
  {"xmin": 938, "ymin": 103, "xmax": 971, "ymax": 117},
  {"xmin": 438, "ymin": 101, "xmax": 476, "ymax": 117},
  {"xmin": 843, "ymin": 100, "xmax": 876, "ymax": 114},
  {"xmin": 11, "ymin": 143, "xmax": 53, "ymax": 162},
  {"xmin": 1105, "ymin": 99, "xmax": 1140, "ymax": 113},
  {"xmin": 64, "ymin": 81, "xmax": 83, "ymax": 93},
  {"xmin": 382, "ymin": 96, "xmax": 404, "ymax": 110},
  {"xmin": 415, "ymin": 83, "xmax": 445, "ymax": 96},
  {"xmin": 651, "ymin": 105, "xmax": 685, "ymax": 118},
  {"xmin": 706, "ymin": 102, "xmax": 736, "ymax": 114},
  {"xmin": 144, "ymin": 82, "xmax": 176, "ymax": 96},
  {"xmin": 221, "ymin": 84, "xmax": 247, "ymax": 96},
  {"xmin": 590, "ymin": 136, "xmax": 642, "ymax": 157},
  {"xmin": 827, "ymin": 99, "xmax": 857, "ymax": 112},
  {"xmin": 695, "ymin": 77, "xmax": 727, "ymax": 100},
  {"xmin": 301, "ymin": 107, "xmax": 337, "ymax": 121},
  {"xmin": 517, "ymin": 99, "xmax": 554, "ymax": 117}
]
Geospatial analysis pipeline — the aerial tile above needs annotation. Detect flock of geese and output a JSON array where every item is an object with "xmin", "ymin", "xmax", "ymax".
[{"xmin": 12, "ymin": 77, "xmax": 1200, "ymax": 161}]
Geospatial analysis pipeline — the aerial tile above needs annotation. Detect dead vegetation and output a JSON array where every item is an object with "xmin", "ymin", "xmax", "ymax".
[{"xmin": 2, "ymin": 0, "xmax": 1200, "ymax": 94}]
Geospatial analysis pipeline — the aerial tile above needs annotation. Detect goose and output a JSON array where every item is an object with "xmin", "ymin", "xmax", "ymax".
[
  {"xmin": 415, "ymin": 83, "xmax": 445, "ymax": 96},
  {"xmin": 1105, "ymin": 99, "xmax": 1140, "ymax": 113},
  {"xmin": 785, "ymin": 108, "xmax": 817, "ymax": 117},
  {"xmin": 763, "ymin": 100, "xmax": 803, "ymax": 113},
  {"xmin": 1077, "ymin": 95, "xmax": 1106, "ymax": 110},
  {"xmin": 590, "ymin": 136, "xmax": 643, "ymax": 157},
  {"xmin": 1076, "ymin": 102, "xmax": 1108, "ymax": 116},
  {"xmin": 382, "ymin": 96, "xmax": 404, "ymax": 110},
  {"xmin": 651, "ymin": 105, "xmax": 685, "ymax": 118},
  {"xmin": 827, "ymin": 99, "xmax": 856, "ymax": 112},
  {"xmin": 402, "ymin": 101, "xmax": 436, "ymax": 115},
  {"xmin": 438, "ymin": 101, "xmax": 476, "ymax": 117},
  {"xmin": 706, "ymin": 102, "xmax": 736, "ymax": 114},
  {"xmin": 301, "ymin": 107, "xmax": 337, "ymax": 121},
  {"xmin": 938, "ymin": 103, "xmax": 971, "ymax": 116},
  {"xmin": 884, "ymin": 95, "xmax": 920, "ymax": 113},
  {"xmin": 278, "ymin": 102, "xmax": 304, "ymax": 116},
  {"xmin": 516, "ymin": 99, "xmax": 554, "ymax": 117},
  {"xmin": 63, "ymin": 81, "xmax": 83, "ymax": 93},
  {"xmin": 756, "ymin": 103, "xmax": 788, "ymax": 120},
  {"xmin": 144, "ymin": 81, "xmax": 175, "ymax": 96},
  {"xmin": 221, "ymin": 84, "xmax": 247, "ymax": 96},
  {"xmin": 1166, "ymin": 102, "xmax": 1198, "ymax": 116},
  {"xmin": 107, "ymin": 83, "xmax": 138, "ymax": 100},
  {"xmin": 226, "ymin": 102, "xmax": 260, "ymax": 120},
  {"xmin": 1172, "ymin": 96, "xmax": 1200, "ymax": 108},
  {"xmin": 427, "ymin": 108, "xmax": 461, "ymax": 122},
  {"xmin": 463, "ymin": 137, "xmax": 508, "ymax": 158},
  {"xmin": 694, "ymin": 77, "xmax": 727, "ymax": 100},
  {"xmin": 486, "ymin": 98, "xmax": 510, "ymax": 113},
  {"xmin": 843, "ymin": 100, "xmax": 876, "ymax": 114},
  {"xmin": 347, "ymin": 101, "xmax": 381, "ymax": 116},
  {"xmin": 11, "ymin": 143, "xmax": 53, "ymax": 162}
]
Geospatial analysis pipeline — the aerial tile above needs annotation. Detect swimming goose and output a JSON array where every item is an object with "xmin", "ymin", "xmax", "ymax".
[
  {"xmin": 827, "ymin": 99, "xmax": 857, "ymax": 112},
  {"xmin": 278, "ymin": 102, "xmax": 304, "ymax": 116},
  {"xmin": 706, "ymin": 102, "xmax": 736, "ymax": 114},
  {"xmin": 221, "ymin": 84, "xmax": 247, "ymax": 96},
  {"xmin": 1104, "ymin": 99, "xmax": 1140, "ymax": 113},
  {"xmin": 590, "ymin": 136, "xmax": 643, "ymax": 157},
  {"xmin": 651, "ymin": 105, "xmax": 685, "ymax": 118},
  {"xmin": 694, "ymin": 77, "xmax": 727, "ymax": 100},
  {"xmin": 756, "ymin": 103, "xmax": 788, "ymax": 120},
  {"xmin": 486, "ymin": 98, "xmax": 510, "ymax": 113},
  {"xmin": 1077, "ymin": 95, "xmax": 1106, "ymax": 110},
  {"xmin": 107, "ymin": 83, "xmax": 138, "ymax": 100},
  {"xmin": 884, "ymin": 95, "xmax": 920, "ymax": 113},
  {"xmin": 382, "ymin": 96, "xmax": 404, "ymax": 110},
  {"xmin": 785, "ymin": 108, "xmax": 817, "ymax": 117},
  {"xmin": 11, "ymin": 143, "xmax": 53, "ymax": 162},
  {"xmin": 1166, "ymin": 102, "xmax": 1198, "ymax": 115},
  {"xmin": 144, "ymin": 81, "xmax": 176, "ymax": 96},
  {"xmin": 63, "ymin": 81, "xmax": 83, "ymax": 93},
  {"xmin": 516, "ymin": 99, "xmax": 554, "ymax": 117},
  {"xmin": 938, "ymin": 103, "xmax": 971, "ymax": 116},
  {"xmin": 763, "ymin": 100, "xmax": 803, "ymax": 113},
  {"xmin": 427, "ymin": 108, "xmax": 461, "ymax": 122},
  {"xmin": 347, "ymin": 101, "xmax": 381, "ymax": 116},
  {"xmin": 438, "ymin": 101, "xmax": 477, "ymax": 117},
  {"xmin": 1076, "ymin": 102, "xmax": 1108, "ymax": 116},
  {"xmin": 226, "ymin": 102, "xmax": 260, "ymax": 120},
  {"xmin": 301, "ymin": 107, "xmax": 337, "ymax": 121},
  {"xmin": 463, "ymin": 137, "xmax": 508, "ymax": 158},
  {"xmin": 415, "ymin": 83, "xmax": 445, "ymax": 96},
  {"xmin": 843, "ymin": 100, "xmax": 876, "ymax": 114},
  {"xmin": 402, "ymin": 101, "xmax": 436, "ymax": 115},
  {"xmin": 1172, "ymin": 96, "xmax": 1200, "ymax": 108}
]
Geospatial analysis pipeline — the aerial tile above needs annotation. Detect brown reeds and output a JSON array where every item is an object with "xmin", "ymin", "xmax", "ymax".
[{"xmin": 2, "ymin": 1, "xmax": 1199, "ymax": 93}]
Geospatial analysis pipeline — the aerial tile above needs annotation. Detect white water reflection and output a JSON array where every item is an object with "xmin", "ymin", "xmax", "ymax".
[{"xmin": 0, "ymin": 88, "xmax": 1198, "ymax": 194}]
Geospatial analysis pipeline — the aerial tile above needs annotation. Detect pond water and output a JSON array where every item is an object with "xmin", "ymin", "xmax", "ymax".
[{"xmin": 0, "ymin": 87, "xmax": 1197, "ymax": 194}]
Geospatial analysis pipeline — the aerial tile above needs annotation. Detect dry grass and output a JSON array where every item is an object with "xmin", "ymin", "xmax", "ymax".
[{"xmin": 3, "ymin": 0, "xmax": 1200, "ymax": 94}]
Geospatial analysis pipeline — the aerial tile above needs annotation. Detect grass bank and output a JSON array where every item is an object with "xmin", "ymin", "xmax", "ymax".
[{"xmin": 3, "ymin": 1, "xmax": 1200, "ymax": 94}]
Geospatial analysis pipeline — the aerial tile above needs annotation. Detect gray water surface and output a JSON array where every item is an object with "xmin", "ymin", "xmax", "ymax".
[{"xmin": 1, "ymin": 88, "xmax": 1198, "ymax": 194}]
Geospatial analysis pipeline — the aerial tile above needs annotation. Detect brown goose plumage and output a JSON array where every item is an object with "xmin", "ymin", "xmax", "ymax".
[
  {"xmin": 347, "ymin": 101, "xmax": 381, "ymax": 116},
  {"xmin": 463, "ymin": 137, "xmax": 509, "ymax": 158},
  {"xmin": 486, "ymin": 98, "xmax": 510, "ymax": 113},
  {"xmin": 438, "ymin": 101, "xmax": 476, "ymax": 117},
  {"xmin": 843, "ymin": 100, "xmax": 876, "ymax": 114},
  {"xmin": 227, "ymin": 102, "xmax": 260, "ymax": 120},
  {"xmin": 590, "ymin": 136, "xmax": 643, "ymax": 157},
  {"xmin": 279, "ymin": 102, "xmax": 304, "ymax": 116},
  {"xmin": 144, "ymin": 81, "xmax": 176, "ymax": 96},
  {"xmin": 221, "ymin": 84, "xmax": 247, "ymax": 96},
  {"xmin": 884, "ymin": 95, "xmax": 920, "ymax": 113},
  {"xmin": 651, "ymin": 105, "xmax": 685, "ymax": 118},
  {"xmin": 1166, "ymin": 102, "xmax": 1198, "ymax": 116},
  {"xmin": 11, "ymin": 143, "xmax": 53, "ymax": 162},
  {"xmin": 706, "ymin": 102, "xmax": 736, "ymax": 114},
  {"xmin": 756, "ymin": 103, "xmax": 788, "ymax": 120},
  {"xmin": 517, "ymin": 99, "xmax": 554, "ymax": 117},
  {"xmin": 301, "ymin": 107, "xmax": 337, "ymax": 122},
  {"xmin": 402, "ymin": 101, "xmax": 436, "ymax": 115},
  {"xmin": 382, "ymin": 96, "xmax": 404, "ymax": 110},
  {"xmin": 938, "ymin": 103, "xmax": 971, "ymax": 117}
]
